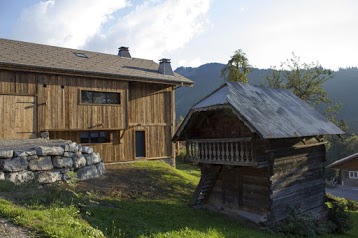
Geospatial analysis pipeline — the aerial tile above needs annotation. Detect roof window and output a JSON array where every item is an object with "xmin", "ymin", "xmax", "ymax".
[{"xmin": 74, "ymin": 52, "xmax": 88, "ymax": 58}]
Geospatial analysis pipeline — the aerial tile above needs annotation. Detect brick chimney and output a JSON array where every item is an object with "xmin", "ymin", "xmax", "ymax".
[
  {"xmin": 158, "ymin": 58, "xmax": 174, "ymax": 75},
  {"xmin": 118, "ymin": 46, "xmax": 131, "ymax": 58}
]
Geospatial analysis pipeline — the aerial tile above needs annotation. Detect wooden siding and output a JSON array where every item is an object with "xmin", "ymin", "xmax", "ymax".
[
  {"xmin": 269, "ymin": 143, "xmax": 326, "ymax": 222},
  {"xmin": 0, "ymin": 69, "xmax": 175, "ymax": 162},
  {"xmin": 128, "ymin": 82, "xmax": 174, "ymax": 159},
  {"xmin": 36, "ymin": 75, "xmax": 127, "ymax": 131},
  {"xmin": 341, "ymin": 170, "xmax": 358, "ymax": 186}
]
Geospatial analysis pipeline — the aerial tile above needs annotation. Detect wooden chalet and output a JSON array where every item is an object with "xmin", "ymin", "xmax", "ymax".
[
  {"xmin": 327, "ymin": 153, "xmax": 358, "ymax": 187},
  {"xmin": 0, "ymin": 38, "xmax": 193, "ymax": 163},
  {"xmin": 173, "ymin": 82, "xmax": 343, "ymax": 225}
]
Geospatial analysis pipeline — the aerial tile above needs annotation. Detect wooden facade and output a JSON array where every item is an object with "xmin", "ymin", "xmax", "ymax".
[
  {"xmin": 0, "ymin": 38, "xmax": 192, "ymax": 163},
  {"xmin": 174, "ymin": 82, "xmax": 343, "ymax": 225},
  {"xmin": 327, "ymin": 153, "xmax": 358, "ymax": 187}
]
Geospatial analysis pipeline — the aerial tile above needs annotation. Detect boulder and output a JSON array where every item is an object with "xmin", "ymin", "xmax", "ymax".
[
  {"xmin": 27, "ymin": 155, "xmax": 38, "ymax": 161},
  {"xmin": 63, "ymin": 152, "xmax": 75, "ymax": 157},
  {"xmin": 0, "ymin": 171, "xmax": 5, "ymax": 180},
  {"xmin": 0, "ymin": 157, "xmax": 28, "ymax": 172},
  {"xmin": 0, "ymin": 150, "xmax": 13, "ymax": 158},
  {"xmin": 29, "ymin": 156, "xmax": 53, "ymax": 171},
  {"xmin": 96, "ymin": 162, "xmax": 105, "ymax": 175},
  {"xmin": 36, "ymin": 146, "xmax": 64, "ymax": 156},
  {"xmin": 77, "ymin": 165, "xmax": 99, "ymax": 180},
  {"xmin": 85, "ymin": 153, "xmax": 101, "ymax": 165},
  {"xmin": 5, "ymin": 171, "xmax": 34, "ymax": 184},
  {"xmin": 72, "ymin": 154, "xmax": 86, "ymax": 169},
  {"xmin": 62, "ymin": 142, "xmax": 79, "ymax": 153},
  {"xmin": 52, "ymin": 156, "xmax": 73, "ymax": 168},
  {"xmin": 36, "ymin": 171, "xmax": 62, "ymax": 184},
  {"xmin": 81, "ymin": 146, "xmax": 94, "ymax": 154},
  {"xmin": 14, "ymin": 149, "xmax": 37, "ymax": 157}
]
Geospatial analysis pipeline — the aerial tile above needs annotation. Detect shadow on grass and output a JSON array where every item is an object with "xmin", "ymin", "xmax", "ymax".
[{"xmin": 82, "ymin": 198, "xmax": 271, "ymax": 238}]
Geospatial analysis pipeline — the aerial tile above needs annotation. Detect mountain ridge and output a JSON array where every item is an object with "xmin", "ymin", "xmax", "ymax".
[{"xmin": 175, "ymin": 63, "xmax": 358, "ymax": 134}]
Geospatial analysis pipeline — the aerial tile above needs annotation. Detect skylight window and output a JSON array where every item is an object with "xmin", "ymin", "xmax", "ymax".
[{"xmin": 74, "ymin": 52, "xmax": 88, "ymax": 58}]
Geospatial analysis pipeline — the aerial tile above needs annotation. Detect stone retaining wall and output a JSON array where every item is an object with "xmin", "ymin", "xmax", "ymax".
[{"xmin": 0, "ymin": 141, "xmax": 105, "ymax": 184}]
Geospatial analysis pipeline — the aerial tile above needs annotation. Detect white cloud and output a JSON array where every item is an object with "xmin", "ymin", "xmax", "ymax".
[
  {"xmin": 12, "ymin": 0, "xmax": 128, "ymax": 48},
  {"xmin": 86, "ymin": 0, "xmax": 211, "ymax": 60}
]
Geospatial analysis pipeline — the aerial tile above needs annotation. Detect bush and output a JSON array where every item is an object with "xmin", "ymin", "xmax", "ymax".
[
  {"xmin": 326, "ymin": 193, "xmax": 358, "ymax": 211},
  {"xmin": 326, "ymin": 201, "xmax": 353, "ymax": 234},
  {"xmin": 273, "ymin": 202, "xmax": 354, "ymax": 237},
  {"xmin": 274, "ymin": 208, "xmax": 317, "ymax": 236}
]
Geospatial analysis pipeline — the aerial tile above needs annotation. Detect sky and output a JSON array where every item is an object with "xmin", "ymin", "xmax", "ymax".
[{"xmin": 0, "ymin": 0, "xmax": 357, "ymax": 70}]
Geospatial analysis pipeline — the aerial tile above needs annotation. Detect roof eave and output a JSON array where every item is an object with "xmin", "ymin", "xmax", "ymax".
[{"xmin": 0, "ymin": 62, "xmax": 194, "ymax": 86}]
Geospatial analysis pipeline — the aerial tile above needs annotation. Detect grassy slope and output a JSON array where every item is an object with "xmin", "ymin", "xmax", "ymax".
[{"xmin": 0, "ymin": 161, "xmax": 357, "ymax": 237}]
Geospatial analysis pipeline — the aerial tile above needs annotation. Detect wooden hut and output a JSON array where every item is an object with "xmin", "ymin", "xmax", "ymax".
[
  {"xmin": 327, "ymin": 153, "xmax": 358, "ymax": 186},
  {"xmin": 173, "ymin": 82, "xmax": 343, "ymax": 225},
  {"xmin": 0, "ymin": 38, "xmax": 193, "ymax": 164}
]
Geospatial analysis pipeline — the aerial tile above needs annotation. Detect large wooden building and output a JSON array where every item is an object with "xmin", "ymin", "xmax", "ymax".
[
  {"xmin": 327, "ymin": 153, "xmax": 358, "ymax": 187},
  {"xmin": 173, "ymin": 82, "xmax": 343, "ymax": 225},
  {"xmin": 0, "ymin": 38, "xmax": 193, "ymax": 163}
]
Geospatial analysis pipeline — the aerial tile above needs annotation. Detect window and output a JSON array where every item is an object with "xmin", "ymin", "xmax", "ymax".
[
  {"xmin": 349, "ymin": 171, "xmax": 358, "ymax": 179},
  {"xmin": 80, "ymin": 131, "xmax": 110, "ymax": 144},
  {"xmin": 74, "ymin": 52, "xmax": 88, "ymax": 58},
  {"xmin": 81, "ymin": 90, "xmax": 120, "ymax": 105}
]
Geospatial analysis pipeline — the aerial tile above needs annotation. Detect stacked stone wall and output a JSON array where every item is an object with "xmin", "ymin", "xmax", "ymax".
[{"xmin": 0, "ymin": 141, "xmax": 105, "ymax": 184}]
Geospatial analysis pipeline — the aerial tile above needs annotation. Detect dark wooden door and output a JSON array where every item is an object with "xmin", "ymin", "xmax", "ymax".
[{"xmin": 135, "ymin": 131, "xmax": 146, "ymax": 158}]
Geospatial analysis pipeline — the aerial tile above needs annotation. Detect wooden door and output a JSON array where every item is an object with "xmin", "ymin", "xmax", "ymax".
[{"xmin": 0, "ymin": 95, "xmax": 37, "ymax": 139}]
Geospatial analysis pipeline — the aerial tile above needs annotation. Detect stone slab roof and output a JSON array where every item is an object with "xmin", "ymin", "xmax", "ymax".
[{"xmin": 0, "ymin": 38, "xmax": 193, "ymax": 86}]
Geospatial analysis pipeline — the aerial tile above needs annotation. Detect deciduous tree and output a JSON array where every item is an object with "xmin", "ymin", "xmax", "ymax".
[{"xmin": 221, "ymin": 49, "xmax": 251, "ymax": 83}]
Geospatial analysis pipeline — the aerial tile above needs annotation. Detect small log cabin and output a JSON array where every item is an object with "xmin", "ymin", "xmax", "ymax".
[
  {"xmin": 327, "ymin": 153, "xmax": 358, "ymax": 186},
  {"xmin": 0, "ymin": 38, "xmax": 193, "ymax": 164},
  {"xmin": 173, "ymin": 82, "xmax": 343, "ymax": 225}
]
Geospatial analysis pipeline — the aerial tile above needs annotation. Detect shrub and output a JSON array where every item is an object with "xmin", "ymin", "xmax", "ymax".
[
  {"xmin": 274, "ymin": 208, "xmax": 317, "ymax": 236},
  {"xmin": 326, "ymin": 201, "xmax": 353, "ymax": 234},
  {"xmin": 273, "ymin": 204, "xmax": 351, "ymax": 237},
  {"xmin": 326, "ymin": 193, "xmax": 358, "ymax": 211}
]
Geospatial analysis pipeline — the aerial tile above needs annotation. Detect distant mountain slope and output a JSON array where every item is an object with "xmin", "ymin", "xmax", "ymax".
[{"xmin": 175, "ymin": 64, "xmax": 358, "ymax": 134}]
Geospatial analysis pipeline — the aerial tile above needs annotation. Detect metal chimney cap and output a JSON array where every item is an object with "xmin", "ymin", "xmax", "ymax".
[
  {"xmin": 118, "ymin": 46, "xmax": 131, "ymax": 58},
  {"xmin": 159, "ymin": 58, "xmax": 171, "ymax": 63},
  {"xmin": 158, "ymin": 58, "xmax": 174, "ymax": 75}
]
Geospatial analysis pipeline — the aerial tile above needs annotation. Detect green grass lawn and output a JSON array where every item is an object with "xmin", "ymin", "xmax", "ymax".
[{"xmin": 0, "ymin": 160, "xmax": 357, "ymax": 238}]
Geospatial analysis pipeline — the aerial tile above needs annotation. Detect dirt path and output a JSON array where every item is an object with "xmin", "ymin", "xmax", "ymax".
[{"xmin": 0, "ymin": 217, "xmax": 32, "ymax": 238}]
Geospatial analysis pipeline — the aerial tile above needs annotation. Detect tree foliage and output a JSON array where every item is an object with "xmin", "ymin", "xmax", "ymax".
[
  {"xmin": 221, "ymin": 49, "xmax": 251, "ymax": 83},
  {"xmin": 263, "ymin": 53, "xmax": 333, "ymax": 106},
  {"xmin": 262, "ymin": 53, "xmax": 357, "ymax": 164}
]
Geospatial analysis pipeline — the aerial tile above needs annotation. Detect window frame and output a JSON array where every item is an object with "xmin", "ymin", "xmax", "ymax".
[
  {"xmin": 79, "ymin": 89, "xmax": 121, "ymax": 106},
  {"xmin": 80, "ymin": 131, "xmax": 112, "ymax": 144},
  {"xmin": 348, "ymin": 171, "xmax": 358, "ymax": 179}
]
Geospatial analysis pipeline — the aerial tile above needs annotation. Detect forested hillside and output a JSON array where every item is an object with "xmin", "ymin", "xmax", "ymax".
[{"xmin": 175, "ymin": 64, "xmax": 358, "ymax": 134}]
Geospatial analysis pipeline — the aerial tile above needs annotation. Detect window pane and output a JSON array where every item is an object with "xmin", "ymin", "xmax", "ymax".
[
  {"xmin": 80, "ymin": 132, "xmax": 90, "ymax": 143},
  {"xmin": 106, "ymin": 93, "xmax": 120, "ymax": 104},
  {"xmin": 81, "ymin": 91, "xmax": 93, "ymax": 103},
  {"xmin": 81, "ymin": 90, "xmax": 120, "ymax": 105},
  {"xmin": 80, "ymin": 131, "xmax": 110, "ymax": 144}
]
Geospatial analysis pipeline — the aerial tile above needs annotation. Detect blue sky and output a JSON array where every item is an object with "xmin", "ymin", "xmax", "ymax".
[{"xmin": 0, "ymin": 0, "xmax": 357, "ymax": 70}]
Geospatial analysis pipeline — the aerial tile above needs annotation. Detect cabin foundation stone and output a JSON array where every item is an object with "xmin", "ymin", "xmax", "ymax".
[{"xmin": 0, "ymin": 140, "xmax": 105, "ymax": 184}]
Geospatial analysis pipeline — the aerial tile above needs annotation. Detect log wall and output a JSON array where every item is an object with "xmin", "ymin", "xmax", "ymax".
[
  {"xmin": 269, "ymin": 139, "xmax": 327, "ymax": 223},
  {"xmin": 207, "ymin": 165, "xmax": 270, "ymax": 216}
]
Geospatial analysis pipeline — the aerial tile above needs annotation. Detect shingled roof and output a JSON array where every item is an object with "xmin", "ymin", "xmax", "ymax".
[
  {"xmin": 173, "ymin": 82, "xmax": 344, "ymax": 140},
  {"xmin": 0, "ymin": 38, "xmax": 192, "ymax": 86}
]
